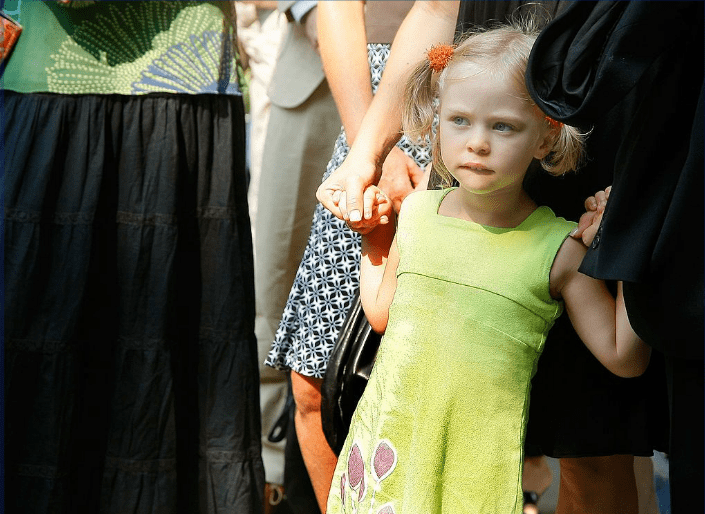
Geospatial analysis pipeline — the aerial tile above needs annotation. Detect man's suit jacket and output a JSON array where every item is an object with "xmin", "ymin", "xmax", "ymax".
[{"xmin": 267, "ymin": 0, "xmax": 326, "ymax": 109}]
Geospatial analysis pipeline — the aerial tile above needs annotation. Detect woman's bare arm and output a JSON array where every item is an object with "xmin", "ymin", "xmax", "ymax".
[
  {"xmin": 316, "ymin": 0, "xmax": 459, "ymax": 225},
  {"xmin": 317, "ymin": 1, "xmax": 372, "ymax": 144}
]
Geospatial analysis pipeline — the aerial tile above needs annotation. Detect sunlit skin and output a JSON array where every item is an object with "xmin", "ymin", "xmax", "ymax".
[{"xmin": 437, "ymin": 63, "xmax": 555, "ymax": 228}]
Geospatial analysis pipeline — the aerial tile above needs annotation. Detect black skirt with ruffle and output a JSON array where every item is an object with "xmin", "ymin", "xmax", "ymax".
[{"xmin": 4, "ymin": 91, "xmax": 264, "ymax": 513}]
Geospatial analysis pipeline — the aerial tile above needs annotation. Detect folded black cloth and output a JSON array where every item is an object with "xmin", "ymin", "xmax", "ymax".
[{"xmin": 526, "ymin": 1, "xmax": 703, "ymax": 356}]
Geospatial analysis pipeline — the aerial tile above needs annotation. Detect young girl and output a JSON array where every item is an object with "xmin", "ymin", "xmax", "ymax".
[{"xmin": 326, "ymin": 22, "xmax": 651, "ymax": 514}]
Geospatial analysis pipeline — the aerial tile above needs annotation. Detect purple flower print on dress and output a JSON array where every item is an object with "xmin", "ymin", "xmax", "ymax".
[
  {"xmin": 372, "ymin": 440, "xmax": 397, "ymax": 482},
  {"xmin": 377, "ymin": 504, "xmax": 396, "ymax": 514},
  {"xmin": 346, "ymin": 442, "xmax": 368, "ymax": 507},
  {"xmin": 367, "ymin": 440, "xmax": 398, "ymax": 513},
  {"xmin": 348, "ymin": 444, "xmax": 365, "ymax": 488}
]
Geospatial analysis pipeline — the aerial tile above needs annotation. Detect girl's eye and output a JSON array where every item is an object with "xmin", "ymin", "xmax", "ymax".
[
  {"xmin": 452, "ymin": 116, "xmax": 468, "ymax": 126},
  {"xmin": 494, "ymin": 122, "xmax": 514, "ymax": 132}
]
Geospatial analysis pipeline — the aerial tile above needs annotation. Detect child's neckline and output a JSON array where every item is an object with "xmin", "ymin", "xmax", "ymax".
[{"xmin": 434, "ymin": 187, "xmax": 544, "ymax": 231}]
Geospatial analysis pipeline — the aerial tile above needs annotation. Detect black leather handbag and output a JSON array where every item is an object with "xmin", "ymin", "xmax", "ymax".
[{"xmin": 320, "ymin": 291, "xmax": 381, "ymax": 456}]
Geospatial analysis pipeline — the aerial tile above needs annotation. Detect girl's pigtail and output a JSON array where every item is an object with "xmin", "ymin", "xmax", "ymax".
[
  {"xmin": 541, "ymin": 122, "xmax": 589, "ymax": 175},
  {"xmin": 402, "ymin": 45, "xmax": 455, "ymax": 187},
  {"xmin": 401, "ymin": 60, "xmax": 436, "ymax": 145}
]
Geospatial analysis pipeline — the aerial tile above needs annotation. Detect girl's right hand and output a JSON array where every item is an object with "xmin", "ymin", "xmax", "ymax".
[
  {"xmin": 336, "ymin": 186, "xmax": 393, "ymax": 235},
  {"xmin": 317, "ymin": 147, "xmax": 378, "ymax": 224}
]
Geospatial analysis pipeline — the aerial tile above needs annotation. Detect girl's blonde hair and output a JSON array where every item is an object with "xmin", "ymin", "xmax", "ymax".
[{"xmin": 402, "ymin": 19, "xmax": 586, "ymax": 187}]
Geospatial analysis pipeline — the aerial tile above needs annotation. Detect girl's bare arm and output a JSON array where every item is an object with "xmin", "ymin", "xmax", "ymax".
[
  {"xmin": 360, "ymin": 212, "xmax": 399, "ymax": 334},
  {"xmin": 550, "ymin": 238, "xmax": 651, "ymax": 378}
]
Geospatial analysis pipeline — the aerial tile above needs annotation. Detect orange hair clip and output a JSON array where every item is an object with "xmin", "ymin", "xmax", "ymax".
[
  {"xmin": 427, "ymin": 44, "xmax": 455, "ymax": 72},
  {"xmin": 545, "ymin": 116, "xmax": 564, "ymax": 130}
]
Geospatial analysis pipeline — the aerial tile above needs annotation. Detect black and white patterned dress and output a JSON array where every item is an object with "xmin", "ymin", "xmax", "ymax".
[{"xmin": 265, "ymin": 44, "xmax": 431, "ymax": 378}]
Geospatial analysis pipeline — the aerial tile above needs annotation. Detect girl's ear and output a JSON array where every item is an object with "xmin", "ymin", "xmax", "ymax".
[{"xmin": 534, "ymin": 127, "xmax": 558, "ymax": 160}]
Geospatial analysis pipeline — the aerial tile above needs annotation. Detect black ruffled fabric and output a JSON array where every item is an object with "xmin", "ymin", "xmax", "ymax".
[
  {"xmin": 526, "ymin": 1, "xmax": 704, "ymax": 356},
  {"xmin": 4, "ymin": 92, "xmax": 264, "ymax": 513}
]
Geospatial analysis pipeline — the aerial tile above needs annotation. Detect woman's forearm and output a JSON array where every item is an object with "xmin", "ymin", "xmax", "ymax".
[
  {"xmin": 316, "ymin": 1, "xmax": 459, "ymax": 222},
  {"xmin": 317, "ymin": 0, "xmax": 372, "ymax": 145},
  {"xmin": 346, "ymin": 0, "xmax": 459, "ymax": 170}
]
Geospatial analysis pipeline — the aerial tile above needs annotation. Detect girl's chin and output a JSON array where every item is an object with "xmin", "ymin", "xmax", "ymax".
[
  {"xmin": 454, "ymin": 181, "xmax": 521, "ymax": 197},
  {"xmin": 451, "ymin": 171, "xmax": 496, "ymax": 188},
  {"xmin": 454, "ymin": 180, "xmax": 499, "ymax": 194}
]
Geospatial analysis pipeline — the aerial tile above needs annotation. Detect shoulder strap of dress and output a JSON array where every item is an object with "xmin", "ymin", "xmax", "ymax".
[
  {"xmin": 536, "ymin": 210, "xmax": 579, "ymax": 264},
  {"xmin": 396, "ymin": 190, "xmax": 437, "ymax": 240}
]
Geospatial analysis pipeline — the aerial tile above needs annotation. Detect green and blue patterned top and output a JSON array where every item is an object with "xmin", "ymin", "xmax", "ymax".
[{"xmin": 3, "ymin": 0, "xmax": 242, "ymax": 95}]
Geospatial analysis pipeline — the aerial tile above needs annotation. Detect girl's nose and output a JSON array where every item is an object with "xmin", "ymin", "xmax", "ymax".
[{"xmin": 467, "ymin": 129, "xmax": 490, "ymax": 154}]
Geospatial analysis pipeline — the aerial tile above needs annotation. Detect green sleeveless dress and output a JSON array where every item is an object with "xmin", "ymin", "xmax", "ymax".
[{"xmin": 327, "ymin": 188, "xmax": 577, "ymax": 514}]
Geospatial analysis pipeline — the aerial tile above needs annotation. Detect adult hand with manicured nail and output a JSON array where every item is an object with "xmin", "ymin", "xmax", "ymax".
[{"xmin": 570, "ymin": 185, "xmax": 611, "ymax": 247}]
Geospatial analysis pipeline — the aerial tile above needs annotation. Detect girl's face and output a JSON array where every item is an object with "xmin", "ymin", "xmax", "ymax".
[{"xmin": 438, "ymin": 63, "xmax": 553, "ymax": 197}]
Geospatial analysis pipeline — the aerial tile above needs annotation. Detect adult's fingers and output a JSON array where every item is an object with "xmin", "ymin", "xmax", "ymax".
[
  {"xmin": 341, "ymin": 174, "xmax": 366, "ymax": 221},
  {"xmin": 317, "ymin": 177, "xmax": 343, "ymax": 215},
  {"xmin": 571, "ymin": 211, "xmax": 597, "ymax": 241},
  {"xmin": 338, "ymin": 190, "xmax": 348, "ymax": 220},
  {"xmin": 344, "ymin": 213, "xmax": 386, "ymax": 235},
  {"xmin": 317, "ymin": 174, "xmax": 366, "ymax": 221}
]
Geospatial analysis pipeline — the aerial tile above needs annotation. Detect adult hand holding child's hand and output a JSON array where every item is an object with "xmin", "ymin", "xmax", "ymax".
[
  {"xmin": 317, "ymin": 142, "xmax": 377, "ymax": 223},
  {"xmin": 317, "ymin": 145, "xmax": 422, "ymax": 233},
  {"xmin": 334, "ymin": 186, "xmax": 393, "ymax": 236},
  {"xmin": 571, "ymin": 185, "xmax": 611, "ymax": 247}
]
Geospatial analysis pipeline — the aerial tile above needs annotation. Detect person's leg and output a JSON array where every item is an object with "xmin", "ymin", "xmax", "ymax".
[
  {"xmin": 555, "ymin": 455, "xmax": 638, "ymax": 514},
  {"xmin": 523, "ymin": 455, "xmax": 553, "ymax": 514},
  {"xmin": 290, "ymin": 371, "xmax": 338, "ymax": 513},
  {"xmin": 284, "ymin": 379, "xmax": 321, "ymax": 514},
  {"xmin": 633, "ymin": 456, "xmax": 659, "ymax": 514}
]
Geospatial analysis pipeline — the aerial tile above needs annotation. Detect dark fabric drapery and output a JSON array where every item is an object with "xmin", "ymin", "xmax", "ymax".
[
  {"xmin": 526, "ymin": 0, "xmax": 704, "ymax": 356},
  {"xmin": 4, "ymin": 92, "xmax": 264, "ymax": 513}
]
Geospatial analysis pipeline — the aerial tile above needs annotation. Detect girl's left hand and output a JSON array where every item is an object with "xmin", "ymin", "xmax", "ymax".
[{"xmin": 572, "ymin": 186, "xmax": 611, "ymax": 247}]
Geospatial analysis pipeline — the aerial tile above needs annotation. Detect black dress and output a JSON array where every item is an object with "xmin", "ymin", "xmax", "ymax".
[{"xmin": 4, "ymin": 2, "xmax": 266, "ymax": 511}]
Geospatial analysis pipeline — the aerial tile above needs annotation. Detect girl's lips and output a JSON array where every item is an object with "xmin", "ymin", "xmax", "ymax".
[{"xmin": 461, "ymin": 163, "xmax": 492, "ymax": 173}]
